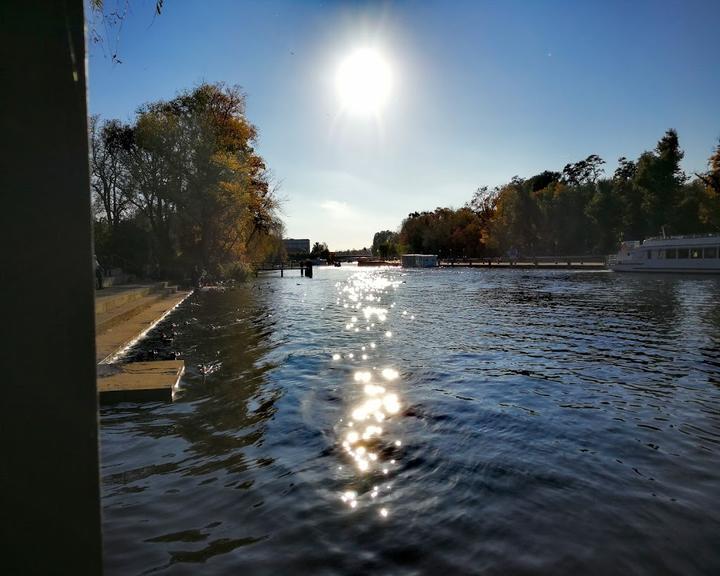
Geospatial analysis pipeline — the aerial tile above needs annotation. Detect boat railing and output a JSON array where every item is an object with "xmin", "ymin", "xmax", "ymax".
[{"xmin": 644, "ymin": 233, "xmax": 720, "ymax": 242}]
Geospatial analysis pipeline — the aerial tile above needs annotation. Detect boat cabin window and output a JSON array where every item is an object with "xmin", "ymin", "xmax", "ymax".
[
  {"xmin": 704, "ymin": 247, "xmax": 718, "ymax": 258},
  {"xmin": 690, "ymin": 248, "xmax": 702, "ymax": 259},
  {"xmin": 646, "ymin": 250, "xmax": 652, "ymax": 259},
  {"xmin": 666, "ymin": 249, "xmax": 676, "ymax": 259},
  {"xmin": 656, "ymin": 250, "xmax": 665, "ymax": 259},
  {"xmin": 677, "ymin": 248, "xmax": 689, "ymax": 259}
]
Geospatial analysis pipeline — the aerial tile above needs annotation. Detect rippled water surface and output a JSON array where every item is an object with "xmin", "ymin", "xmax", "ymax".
[{"xmin": 101, "ymin": 267, "xmax": 720, "ymax": 575}]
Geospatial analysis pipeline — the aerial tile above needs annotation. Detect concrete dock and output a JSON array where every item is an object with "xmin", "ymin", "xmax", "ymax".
[
  {"xmin": 95, "ymin": 282, "xmax": 191, "ymax": 363},
  {"xmin": 95, "ymin": 282, "xmax": 191, "ymax": 402},
  {"xmin": 97, "ymin": 360, "xmax": 185, "ymax": 403}
]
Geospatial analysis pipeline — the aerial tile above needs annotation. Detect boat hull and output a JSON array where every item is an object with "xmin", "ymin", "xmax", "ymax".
[
  {"xmin": 611, "ymin": 264, "xmax": 720, "ymax": 274},
  {"xmin": 609, "ymin": 235, "xmax": 720, "ymax": 274}
]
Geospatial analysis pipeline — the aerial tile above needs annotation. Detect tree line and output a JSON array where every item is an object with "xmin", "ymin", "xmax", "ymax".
[
  {"xmin": 381, "ymin": 130, "xmax": 719, "ymax": 259},
  {"xmin": 91, "ymin": 82, "xmax": 284, "ymax": 280}
]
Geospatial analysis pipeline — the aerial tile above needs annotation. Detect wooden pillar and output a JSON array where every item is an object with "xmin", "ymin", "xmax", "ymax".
[{"xmin": 1, "ymin": 1, "xmax": 103, "ymax": 573}]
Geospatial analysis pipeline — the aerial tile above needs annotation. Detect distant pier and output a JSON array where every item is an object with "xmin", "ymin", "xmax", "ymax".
[{"xmin": 439, "ymin": 256, "xmax": 607, "ymax": 270}]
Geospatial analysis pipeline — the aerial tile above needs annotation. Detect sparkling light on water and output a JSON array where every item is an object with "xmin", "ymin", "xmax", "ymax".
[{"xmin": 332, "ymin": 271, "xmax": 405, "ymax": 517}]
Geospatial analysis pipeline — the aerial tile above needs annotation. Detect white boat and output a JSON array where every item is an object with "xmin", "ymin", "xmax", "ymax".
[{"xmin": 609, "ymin": 234, "xmax": 720, "ymax": 273}]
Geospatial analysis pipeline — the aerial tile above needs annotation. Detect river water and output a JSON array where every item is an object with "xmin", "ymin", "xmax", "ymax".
[{"xmin": 101, "ymin": 266, "xmax": 720, "ymax": 575}]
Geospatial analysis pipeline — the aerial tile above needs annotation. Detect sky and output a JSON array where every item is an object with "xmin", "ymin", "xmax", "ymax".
[{"xmin": 88, "ymin": 0, "xmax": 720, "ymax": 250}]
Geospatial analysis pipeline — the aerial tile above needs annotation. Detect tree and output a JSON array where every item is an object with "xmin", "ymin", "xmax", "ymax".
[
  {"xmin": 561, "ymin": 154, "xmax": 605, "ymax": 186},
  {"xmin": 527, "ymin": 170, "xmax": 561, "ymax": 192},
  {"xmin": 635, "ymin": 129, "xmax": 685, "ymax": 235},
  {"xmin": 89, "ymin": 1, "xmax": 165, "ymax": 64},
  {"xmin": 490, "ymin": 178, "xmax": 540, "ymax": 255},
  {"xmin": 89, "ymin": 82, "xmax": 282, "ymax": 279},
  {"xmin": 310, "ymin": 242, "xmax": 330, "ymax": 259},
  {"xmin": 698, "ymin": 140, "xmax": 720, "ymax": 230},
  {"xmin": 586, "ymin": 179, "xmax": 623, "ymax": 253},
  {"xmin": 89, "ymin": 115, "xmax": 133, "ymax": 230},
  {"xmin": 394, "ymin": 128, "xmax": 713, "ymax": 260},
  {"xmin": 371, "ymin": 230, "xmax": 400, "ymax": 257},
  {"xmin": 610, "ymin": 156, "xmax": 643, "ymax": 239}
]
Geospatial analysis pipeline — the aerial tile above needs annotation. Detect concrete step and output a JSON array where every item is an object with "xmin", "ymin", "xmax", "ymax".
[
  {"xmin": 96, "ymin": 289, "xmax": 192, "ymax": 363},
  {"xmin": 94, "ymin": 282, "xmax": 168, "ymax": 315},
  {"xmin": 97, "ymin": 360, "xmax": 185, "ymax": 403},
  {"xmin": 96, "ymin": 291, "xmax": 173, "ymax": 335}
]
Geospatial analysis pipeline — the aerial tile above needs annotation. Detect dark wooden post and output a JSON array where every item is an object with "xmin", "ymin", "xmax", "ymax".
[{"xmin": 2, "ymin": 1, "xmax": 103, "ymax": 573}]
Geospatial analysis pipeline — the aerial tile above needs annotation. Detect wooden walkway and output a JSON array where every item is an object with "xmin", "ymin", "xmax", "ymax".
[
  {"xmin": 254, "ymin": 261, "xmax": 316, "ymax": 277},
  {"xmin": 439, "ymin": 257, "xmax": 606, "ymax": 270}
]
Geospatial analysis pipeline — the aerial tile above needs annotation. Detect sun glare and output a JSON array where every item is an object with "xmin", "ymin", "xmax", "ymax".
[{"xmin": 336, "ymin": 49, "xmax": 392, "ymax": 116}]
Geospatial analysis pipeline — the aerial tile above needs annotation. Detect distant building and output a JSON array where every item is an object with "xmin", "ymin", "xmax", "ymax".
[
  {"xmin": 401, "ymin": 254, "xmax": 438, "ymax": 268},
  {"xmin": 283, "ymin": 238, "xmax": 310, "ymax": 255}
]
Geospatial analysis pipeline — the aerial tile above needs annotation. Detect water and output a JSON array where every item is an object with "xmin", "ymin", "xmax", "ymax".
[{"xmin": 101, "ymin": 267, "xmax": 720, "ymax": 575}]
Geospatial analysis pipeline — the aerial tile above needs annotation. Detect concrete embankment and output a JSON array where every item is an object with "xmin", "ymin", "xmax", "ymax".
[{"xmin": 95, "ymin": 282, "xmax": 191, "ymax": 402}]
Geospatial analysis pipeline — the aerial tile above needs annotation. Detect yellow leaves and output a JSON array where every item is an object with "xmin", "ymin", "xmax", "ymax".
[
  {"xmin": 120, "ymin": 82, "xmax": 281, "ymax": 272},
  {"xmin": 211, "ymin": 151, "xmax": 242, "ymax": 173}
]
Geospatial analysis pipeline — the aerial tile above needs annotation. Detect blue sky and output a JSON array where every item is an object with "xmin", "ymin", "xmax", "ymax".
[{"xmin": 88, "ymin": 0, "xmax": 720, "ymax": 250}]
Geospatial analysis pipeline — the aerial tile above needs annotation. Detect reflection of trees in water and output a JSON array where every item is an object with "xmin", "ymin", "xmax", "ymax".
[
  {"xmin": 473, "ymin": 272, "xmax": 683, "ymax": 331},
  {"xmin": 101, "ymin": 287, "xmax": 283, "ymax": 572},
  {"xmin": 611, "ymin": 276, "xmax": 683, "ymax": 335},
  {"xmin": 122, "ymin": 287, "xmax": 282, "ymax": 478}
]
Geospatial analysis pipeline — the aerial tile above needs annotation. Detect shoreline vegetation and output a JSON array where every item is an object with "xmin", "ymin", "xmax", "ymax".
[
  {"xmin": 91, "ymin": 83, "xmax": 284, "ymax": 283},
  {"xmin": 372, "ymin": 131, "xmax": 720, "ymax": 261},
  {"xmin": 91, "ymin": 87, "xmax": 720, "ymax": 279}
]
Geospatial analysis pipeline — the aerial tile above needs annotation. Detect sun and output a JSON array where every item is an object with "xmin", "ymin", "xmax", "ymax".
[{"xmin": 336, "ymin": 48, "xmax": 392, "ymax": 116}]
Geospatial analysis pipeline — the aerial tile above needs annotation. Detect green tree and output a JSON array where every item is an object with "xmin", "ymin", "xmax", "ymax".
[
  {"xmin": 371, "ymin": 230, "xmax": 400, "ymax": 257},
  {"xmin": 561, "ymin": 154, "xmax": 605, "ymax": 186},
  {"xmin": 490, "ymin": 178, "xmax": 540, "ymax": 255},
  {"xmin": 612, "ymin": 156, "xmax": 643, "ymax": 239},
  {"xmin": 90, "ymin": 82, "xmax": 282, "ymax": 279},
  {"xmin": 635, "ymin": 129, "xmax": 685, "ymax": 235},
  {"xmin": 698, "ymin": 140, "xmax": 720, "ymax": 230},
  {"xmin": 586, "ymin": 179, "xmax": 623, "ymax": 253},
  {"xmin": 310, "ymin": 242, "xmax": 330, "ymax": 259}
]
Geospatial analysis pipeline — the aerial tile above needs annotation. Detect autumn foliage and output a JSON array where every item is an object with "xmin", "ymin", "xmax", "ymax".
[
  {"xmin": 396, "ymin": 130, "xmax": 720, "ymax": 258},
  {"xmin": 91, "ymin": 83, "xmax": 283, "ymax": 279}
]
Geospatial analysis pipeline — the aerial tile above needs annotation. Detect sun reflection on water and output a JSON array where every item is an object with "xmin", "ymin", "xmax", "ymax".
[{"xmin": 330, "ymin": 271, "xmax": 412, "ymax": 519}]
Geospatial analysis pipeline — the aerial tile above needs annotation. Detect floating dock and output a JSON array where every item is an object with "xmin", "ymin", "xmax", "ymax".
[{"xmin": 97, "ymin": 360, "xmax": 185, "ymax": 403}]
